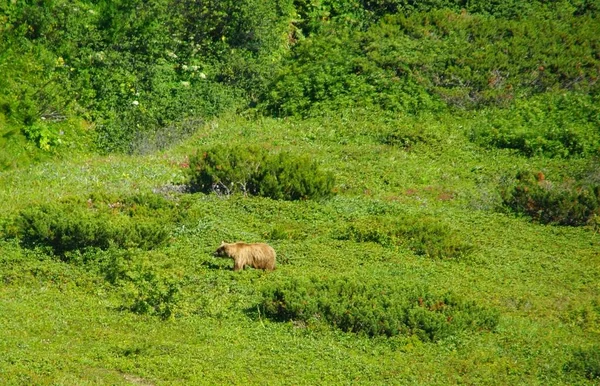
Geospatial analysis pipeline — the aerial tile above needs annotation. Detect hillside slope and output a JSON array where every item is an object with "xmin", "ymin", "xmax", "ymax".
[{"xmin": 1, "ymin": 1, "xmax": 599, "ymax": 384}]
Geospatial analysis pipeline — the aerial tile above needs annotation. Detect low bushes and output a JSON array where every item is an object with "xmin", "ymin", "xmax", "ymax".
[
  {"xmin": 382, "ymin": 126, "xmax": 440, "ymax": 150},
  {"xmin": 99, "ymin": 249, "xmax": 182, "ymax": 320},
  {"xmin": 261, "ymin": 277, "xmax": 499, "ymax": 341},
  {"xmin": 5, "ymin": 194, "xmax": 175, "ymax": 257},
  {"xmin": 187, "ymin": 145, "xmax": 335, "ymax": 200},
  {"xmin": 339, "ymin": 215, "xmax": 473, "ymax": 259},
  {"xmin": 502, "ymin": 171, "xmax": 600, "ymax": 226},
  {"xmin": 3, "ymin": 194, "xmax": 183, "ymax": 319},
  {"xmin": 565, "ymin": 346, "xmax": 600, "ymax": 380},
  {"xmin": 264, "ymin": 8, "xmax": 600, "ymax": 118},
  {"xmin": 470, "ymin": 93, "xmax": 600, "ymax": 158}
]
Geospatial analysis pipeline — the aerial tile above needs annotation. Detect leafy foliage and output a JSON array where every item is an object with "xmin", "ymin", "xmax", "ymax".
[
  {"xmin": 264, "ymin": 6, "xmax": 600, "ymax": 117},
  {"xmin": 6, "ymin": 195, "xmax": 174, "ymax": 256},
  {"xmin": 263, "ymin": 25, "xmax": 444, "ymax": 117},
  {"xmin": 502, "ymin": 170, "xmax": 600, "ymax": 226},
  {"xmin": 0, "ymin": 0, "xmax": 293, "ymax": 155},
  {"xmin": 261, "ymin": 277, "xmax": 499, "ymax": 341},
  {"xmin": 565, "ymin": 346, "xmax": 600, "ymax": 380},
  {"xmin": 101, "ymin": 250, "xmax": 182, "ymax": 320},
  {"xmin": 187, "ymin": 145, "xmax": 335, "ymax": 200},
  {"xmin": 339, "ymin": 215, "xmax": 473, "ymax": 259},
  {"xmin": 471, "ymin": 93, "xmax": 600, "ymax": 158},
  {"xmin": 382, "ymin": 123, "xmax": 441, "ymax": 149},
  {"xmin": 292, "ymin": 0, "xmax": 600, "ymax": 36},
  {"xmin": 2, "ymin": 0, "xmax": 600, "ymax": 161}
]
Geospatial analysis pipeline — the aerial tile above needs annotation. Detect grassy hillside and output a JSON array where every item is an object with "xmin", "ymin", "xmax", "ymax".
[
  {"xmin": 1, "ymin": 111, "xmax": 599, "ymax": 384},
  {"xmin": 1, "ymin": 0, "xmax": 600, "ymax": 384}
]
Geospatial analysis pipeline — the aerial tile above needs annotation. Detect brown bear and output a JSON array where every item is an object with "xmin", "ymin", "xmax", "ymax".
[{"xmin": 213, "ymin": 241, "xmax": 276, "ymax": 272}]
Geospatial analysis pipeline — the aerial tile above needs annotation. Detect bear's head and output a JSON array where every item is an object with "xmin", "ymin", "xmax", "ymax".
[{"xmin": 213, "ymin": 241, "xmax": 230, "ymax": 258}]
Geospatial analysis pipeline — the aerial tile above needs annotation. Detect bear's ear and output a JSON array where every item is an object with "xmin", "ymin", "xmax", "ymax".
[{"xmin": 221, "ymin": 240, "xmax": 226, "ymax": 245}]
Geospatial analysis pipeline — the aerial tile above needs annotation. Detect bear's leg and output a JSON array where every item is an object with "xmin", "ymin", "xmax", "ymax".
[{"xmin": 233, "ymin": 261, "xmax": 244, "ymax": 271}]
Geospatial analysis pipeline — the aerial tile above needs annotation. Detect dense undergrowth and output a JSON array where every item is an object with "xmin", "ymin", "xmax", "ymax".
[
  {"xmin": 1, "ymin": 0, "xmax": 599, "ymax": 166},
  {"xmin": 1, "ymin": 0, "xmax": 599, "ymax": 384},
  {"xmin": 187, "ymin": 145, "xmax": 335, "ymax": 200},
  {"xmin": 502, "ymin": 169, "xmax": 600, "ymax": 226},
  {"xmin": 261, "ymin": 276, "xmax": 499, "ymax": 341},
  {"xmin": 338, "ymin": 215, "xmax": 473, "ymax": 259}
]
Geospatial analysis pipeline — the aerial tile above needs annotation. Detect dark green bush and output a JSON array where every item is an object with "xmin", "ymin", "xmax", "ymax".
[
  {"xmin": 263, "ymin": 25, "xmax": 444, "ymax": 117},
  {"xmin": 291, "ymin": 0, "xmax": 596, "ymax": 36},
  {"xmin": 187, "ymin": 145, "xmax": 335, "ymax": 200},
  {"xmin": 502, "ymin": 171, "xmax": 600, "ymax": 226},
  {"xmin": 261, "ymin": 277, "xmax": 499, "ymax": 341},
  {"xmin": 565, "ymin": 346, "xmax": 600, "ymax": 380},
  {"xmin": 8, "ymin": 197, "xmax": 172, "ymax": 256},
  {"xmin": 340, "ymin": 216, "xmax": 473, "ymax": 259},
  {"xmin": 382, "ymin": 125, "xmax": 441, "ymax": 149}
]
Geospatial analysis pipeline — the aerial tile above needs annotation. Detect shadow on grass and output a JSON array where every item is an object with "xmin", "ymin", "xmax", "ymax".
[{"xmin": 200, "ymin": 259, "xmax": 231, "ymax": 271}]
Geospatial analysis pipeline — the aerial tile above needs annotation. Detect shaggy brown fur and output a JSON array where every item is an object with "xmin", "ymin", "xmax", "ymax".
[{"xmin": 213, "ymin": 241, "xmax": 276, "ymax": 272}]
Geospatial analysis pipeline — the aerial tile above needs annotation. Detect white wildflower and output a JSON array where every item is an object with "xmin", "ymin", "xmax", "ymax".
[
  {"xmin": 199, "ymin": 72, "xmax": 207, "ymax": 79},
  {"xmin": 132, "ymin": 100, "xmax": 139, "ymax": 106}
]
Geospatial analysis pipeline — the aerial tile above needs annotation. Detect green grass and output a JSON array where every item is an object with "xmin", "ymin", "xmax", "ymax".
[{"xmin": 1, "ymin": 111, "xmax": 599, "ymax": 384}]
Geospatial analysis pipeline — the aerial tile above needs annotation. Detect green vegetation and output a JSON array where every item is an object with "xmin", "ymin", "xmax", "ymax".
[
  {"xmin": 339, "ymin": 215, "xmax": 473, "ymax": 259},
  {"xmin": 1, "ymin": 0, "xmax": 599, "ymax": 384},
  {"xmin": 502, "ymin": 170, "xmax": 600, "ymax": 226},
  {"xmin": 470, "ymin": 93, "xmax": 600, "ymax": 158},
  {"xmin": 187, "ymin": 145, "xmax": 335, "ymax": 200},
  {"xmin": 261, "ymin": 276, "xmax": 498, "ymax": 341},
  {"xmin": 5, "ymin": 194, "xmax": 176, "ymax": 256},
  {"xmin": 565, "ymin": 346, "xmax": 600, "ymax": 380}
]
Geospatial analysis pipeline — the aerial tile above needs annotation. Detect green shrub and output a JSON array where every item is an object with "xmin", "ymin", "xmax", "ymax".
[
  {"xmin": 340, "ymin": 216, "xmax": 473, "ymax": 259},
  {"xmin": 187, "ymin": 145, "xmax": 335, "ymax": 200},
  {"xmin": 470, "ymin": 93, "xmax": 600, "ymax": 158},
  {"xmin": 261, "ymin": 277, "xmax": 499, "ymax": 341},
  {"xmin": 502, "ymin": 171, "xmax": 600, "ymax": 226},
  {"xmin": 120, "ymin": 265, "xmax": 182, "ymax": 320},
  {"xmin": 96, "ymin": 249, "xmax": 182, "ymax": 320},
  {"xmin": 565, "ymin": 346, "xmax": 600, "ymax": 380},
  {"xmin": 264, "ymin": 7, "xmax": 600, "ymax": 117},
  {"xmin": 7, "ymin": 198, "xmax": 172, "ymax": 256},
  {"xmin": 262, "ymin": 25, "xmax": 444, "ymax": 117},
  {"xmin": 291, "ymin": 0, "xmax": 592, "ymax": 36},
  {"xmin": 382, "ymin": 125, "xmax": 441, "ymax": 149}
]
